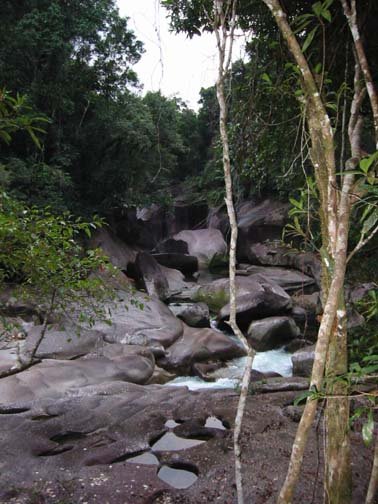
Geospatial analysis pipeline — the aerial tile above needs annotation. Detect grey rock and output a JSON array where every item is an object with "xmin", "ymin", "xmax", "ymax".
[
  {"xmin": 135, "ymin": 251, "xmax": 170, "ymax": 299},
  {"xmin": 292, "ymin": 345, "xmax": 315, "ymax": 377},
  {"xmin": 247, "ymin": 242, "xmax": 321, "ymax": 286},
  {"xmin": 23, "ymin": 325, "xmax": 104, "ymax": 360},
  {"xmin": 171, "ymin": 229, "xmax": 228, "ymax": 268},
  {"xmin": 168, "ymin": 302, "xmax": 210, "ymax": 327},
  {"xmin": 158, "ymin": 323, "xmax": 246, "ymax": 374},
  {"xmin": 89, "ymin": 227, "xmax": 137, "ymax": 270},
  {"xmin": 247, "ymin": 316, "xmax": 300, "ymax": 351},
  {"xmin": 218, "ymin": 280, "xmax": 292, "ymax": 331},
  {"xmin": 0, "ymin": 347, "xmax": 155, "ymax": 404},
  {"xmin": 237, "ymin": 265, "xmax": 315, "ymax": 292},
  {"xmin": 90, "ymin": 291, "xmax": 184, "ymax": 349}
]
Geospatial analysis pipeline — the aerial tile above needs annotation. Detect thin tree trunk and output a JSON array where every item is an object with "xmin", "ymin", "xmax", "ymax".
[
  {"xmin": 213, "ymin": 2, "xmax": 255, "ymax": 502},
  {"xmin": 366, "ymin": 435, "xmax": 378, "ymax": 504},
  {"xmin": 340, "ymin": 0, "xmax": 378, "ymax": 149},
  {"xmin": 260, "ymin": 2, "xmax": 353, "ymax": 502}
]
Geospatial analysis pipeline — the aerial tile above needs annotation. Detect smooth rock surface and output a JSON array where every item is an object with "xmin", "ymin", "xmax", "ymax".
[
  {"xmin": 158, "ymin": 323, "xmax": 246, "ymax": 374},
  {"xmin": 292, "ymin": 345, "xmax": 315, "ymax": 377},
  {"xmin": 0, "ymin": 348, "xmax": 155, "ymax": 405},
  {"xmin": 90, "ymin": 291, "xmax": 183, "ymax": 349},
  {"xmin": 237, "ymin": 265, "xmax": 315, "ymax": 292},
  {"xmin": 89, "ymin": 227, "xmax": 137, "ymax": 270},
  {"xmin": 168, "ymin": 302, "xmax": 210, "ymax": 328},
  {"xmin": 172, "ymin": 229, "xmax": 227, "ymax": 268},
  {"xmin": 247, "ymin": 242, "xmax": 321, "ymax": 286},
  {"xmin": 218, "ymin": 281, "xmax": 292, "ymax": 331},
  {"xmin": 247, "ymin": 316, "xmax": 300, "ymax": 351}
]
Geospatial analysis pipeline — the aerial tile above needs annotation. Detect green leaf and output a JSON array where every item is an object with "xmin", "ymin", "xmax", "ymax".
[
  {"xmin": 294, "ymin": 389, "xmax": 315, "ymax": 406},
  {"xmin": 362, "ymin": 412, "xmax": 374, "ymax": 447},
  {"xmin": 362, "ymin": 208, "xmax": 378, "ymax": 236},
  {"xmin": 321, "ymin": 9, "xmax": 332, "ymax": 22},
  {"xmin": 302, "ymin": 27, "xmax": 318, "ymax": 53},
  {"xmin": 261, "ymin": 73, "xmax": 272, "ymax": 85}
]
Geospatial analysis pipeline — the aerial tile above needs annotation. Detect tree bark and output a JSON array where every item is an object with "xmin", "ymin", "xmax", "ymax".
[
  {"xmin": 213, "ymin": 2, "xmax": 255, "ymax": 502},
  {"xmin": 366, "ymin": 435, "xmax": 378, "ymax": 504}
]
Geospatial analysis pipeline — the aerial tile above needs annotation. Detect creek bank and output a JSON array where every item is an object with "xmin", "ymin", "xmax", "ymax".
[
  {"xmin": 0, "ymin": 383, "xmax": 371, "ymax": 503},
  {"xmin": 0, "ymin": 197, "xmax": 374, "ymax": 503}
]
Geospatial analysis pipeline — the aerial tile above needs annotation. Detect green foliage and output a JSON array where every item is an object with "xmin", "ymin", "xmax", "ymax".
[
  {"xmin": 0, "ymin": 89, "xmax": 48, "ymax": 148},
  {"xmin": 193, "ymin": 288, "xmax": 229, "ymax": 314},
  {"xmin": 0, "ymin": 192, "xmax": 115, "ymax": 326}
]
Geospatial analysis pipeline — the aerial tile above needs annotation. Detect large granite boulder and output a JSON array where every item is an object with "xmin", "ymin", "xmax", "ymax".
[
  {"xmin": 217, "ymin": 280, "xmax": 292, "ymax": 331},
  {"xmin": 0, "ymin": 346, "xmax": 155, "ymax": 404},
  {"xmin": 88, "ymin": 291, "xmax": 184, "ymax": 349},
  {"xmin": 159, "ymin": 229, "xmax": 228, "ymax": 269},
  {"xmin": 197, "ymin": 275, "xmax": 286, "ymax": 312},
  {"xmin": 22, "ymin": 325, "xmax": 104, "ymax": 360},
  {"xmin": 168, "ymin": 302, "xmax": 210, "ymax": 328},
  {"xmin": 157, "ymin": 323, "xmax": 246, "ymax": 374},
  {"xmin": 247, "ymin": 242, "xmax": 322, "ymax": 286},
  {"xmin": 292, "ymin": 344, "xmax": 315, "ymax": 377},
  {"xmin": 135, "ymin": 252, "xmax": 170, "ymax": 299},
  {"xmin": 237, "ymin": 200, "xmax": 289, "ymax": 259},
  {"xmin": 89, "ymin": 227, "xmax": 137, "ymax": 270},
  {"xmin": 247, "ymin": 316, "xmax": 300, "ymax": 351},
  {"xmin": 237, "ymin": 265, "xmax": 315, "ymax": 292}
]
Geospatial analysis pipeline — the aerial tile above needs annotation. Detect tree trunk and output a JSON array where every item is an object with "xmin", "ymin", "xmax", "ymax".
[{"xmin": 213, "ymin": 2, "xmax": 255, "ymax": 502}]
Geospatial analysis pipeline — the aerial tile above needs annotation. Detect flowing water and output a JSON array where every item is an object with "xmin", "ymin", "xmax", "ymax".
[{"xmin": 165, "ymin": 347, "xmax": 293, "ymax": 391}]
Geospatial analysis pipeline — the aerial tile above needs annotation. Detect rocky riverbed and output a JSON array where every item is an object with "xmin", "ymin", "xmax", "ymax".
[{"xmin": 0, "ymin": 200, "xmax": 374, "ymax": 503}]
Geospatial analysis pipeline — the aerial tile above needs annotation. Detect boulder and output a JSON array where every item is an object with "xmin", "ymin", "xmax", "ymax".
[
  {"xmin": 87, "ymin": 291, "xmax": 183, "ymax": 349},
  {"xmin": 237, "ymin": 200, "xmax": 289, "ymax": 259},
  {"xmin": 168, "ymin": 302, "xmax": 210, "ymax": 328},
  {"xmin": 135, "ymin": 252, "xmax": 169, "ymax": 299},
  {"xmin": 89, "ymin": 227, "xmax": 136, "ymax": 270},
  {"xmin": 247, "ymin": 242, "xmax": 322, "ymax": 286},
  {"xmin": 247, "ymin": 316, "xmax": 300, "ymax": 351},
  {"xmin": 292, "ymin": 345, "xmax": 315, "ymax": 377},
  {"xmin": 23, "ymin": 325, "xmax": 104, "ymax": 360},
  {"xmin": 217, "ymin": 281, "xmax": 292, "ymax": 331},
  {"xmin": 0, "ymin": 348, "xmax": 155, "ymax": 404},
  {"xmin": 291, "ymin": 291, "xmax": 321, "ymax": 335},
  {"xmin": 237, "ymin": 265, "xmax": 315, "ymax": 292},
  {"xmin": 152, "ymin": 253, "xmax": 198, "ymax": 275},
  {"xmin": 197, "ymin": 275, "xmax": 282, "ymax": 312},
  {"xmin": 162, "ymin": 229, "xmax": 228, "ymax": 269},
  {"xmin": 157, "ymin": 323, "xmax": 246, "ymax": 374}
]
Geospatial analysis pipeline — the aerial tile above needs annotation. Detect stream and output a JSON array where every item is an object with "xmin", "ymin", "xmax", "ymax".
[{"xmin": 165, "ymin": 347, "xmax": 293, "ymax": 390}]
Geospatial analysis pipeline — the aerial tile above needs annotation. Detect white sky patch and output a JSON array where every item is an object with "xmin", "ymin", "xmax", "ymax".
[{"xmin": 117, "ymin": 0, "xmax": 247, "ymax": 110}]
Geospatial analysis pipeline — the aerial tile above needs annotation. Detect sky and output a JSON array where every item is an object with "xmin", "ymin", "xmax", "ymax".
[{"xmin": 117, "ymin": 0, "xmax": 246, "ymax": 110}]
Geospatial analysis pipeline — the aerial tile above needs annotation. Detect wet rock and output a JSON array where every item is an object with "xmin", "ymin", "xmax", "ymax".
[
  {"xmin": 284, "ymin": 338, "xmax": 314, "ymax": 353},
  {"xmin": 168, "ymin": 302, "xmax": 210, "ymax": 328},
  {"xmin": 147, "ymin": 365, "xmax": 177, "ymax": 385},
  {"xmin": 237, "ymin": 265, "xmax": 315, "ymax": 292},
  {"xmin": 152, "ymin": 253, "xmax": 198, "ymax": 275},
  {"xmin": 218, "ymin": 281, "xmax": 292, "ymax": 331},
  {"xmin": 247, "ymin": 241, "xmax": 321, "ymax": 286},
  {"xmin": 247, "ymin": 316, "xmax": 300, "ymax": 351},
  {"xmin": 157, "ymin": 323, "xmax": 246, "ymax": 374},
  {"xmin": 292, "ymin": 345, "xmax": 315, "ymax": 377}
]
